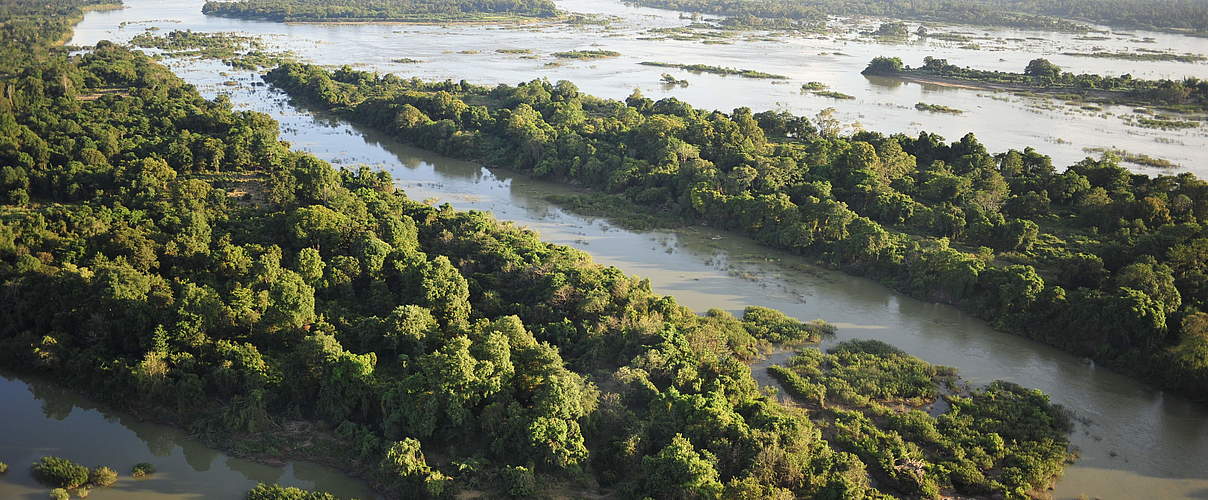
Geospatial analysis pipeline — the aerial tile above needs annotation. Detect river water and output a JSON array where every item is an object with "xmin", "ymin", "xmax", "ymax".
[
  {"xmin": 42, "ymin": 0, "xmax": 1208, "ymax": 499},
  {"xmin": 70, "ymin": 0, "xmax": 1208, "ymax": 172},
  {"xmin": 0, "ymin": 373, "xmax": 377, "ymax": 499}
]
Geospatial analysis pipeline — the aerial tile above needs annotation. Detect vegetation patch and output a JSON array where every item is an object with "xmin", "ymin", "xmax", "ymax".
[
  {"xmin": 1083, "ymin": 147, "xmax": 1181, "ymax": 168},
  {"xmin": 551, "ymin": 49, "xmax": 620, "ymax": 59},
  {"xmin": 1061, "ymin": 51, "xmax": 1206, "ymax": 63},
  {"xmin": 814, "ymin": 90, "xmax": 854, "ymax": 99},
  {"xmin": 130, "ymin": 30, "xmax": 297, "ymax": 70},
  {"xmin": 639, "ymin": 61, "xmax": 787, "ymax": 79},
  {"xmin": 915, "ymin": 102, "xmax": 963, "ymax": 114}
]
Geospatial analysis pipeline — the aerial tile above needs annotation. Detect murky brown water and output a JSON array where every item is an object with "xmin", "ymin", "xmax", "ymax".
[{"xmin": 35, "ymin": 1, "xmax": 1208, "ymax": 498}]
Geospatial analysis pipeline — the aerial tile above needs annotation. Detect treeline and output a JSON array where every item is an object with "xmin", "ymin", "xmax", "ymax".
[
  {"xmin": 0, "ymin": 1, "xmax": 1074, "ymax": 499},
  {"xmin": 630, "ymin": 0, "xmax": 1208, "ymax": 34},
  {"xmin": 864, "ymin": 55, "xmax": 1208, "ymax": 112},
  {"xmin": 264, "ymin": 63, "xmax": 1208, "ymax": 402},
  {"xmin": 200, "ymin": 0, "xmax": 558, "ymax": 22}
]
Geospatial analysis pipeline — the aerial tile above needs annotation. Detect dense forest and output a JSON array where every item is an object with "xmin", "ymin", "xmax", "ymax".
[
  {"xmin": 863, "ymin": 56, "xmax": 1208, "ymax": 114},
  {"xmin": 263, "ymin": 62, "xmax": 1208, "ymax": 404},
  {"xmin": 0, "ymin": 1, "xmax": 1076, "ymax": 499},
  {"xmin": 630, "ymin": 0, "xmax": 1208, "ymax": 34},
  {"xmin": 200, "ymin": 0, "xmax": 559, "ymax": 22}
]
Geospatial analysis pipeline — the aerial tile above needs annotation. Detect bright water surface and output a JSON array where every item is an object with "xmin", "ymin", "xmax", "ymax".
[{"xmin": 12, "ymin": 1, "xmax": 1206, "ymax": 498}]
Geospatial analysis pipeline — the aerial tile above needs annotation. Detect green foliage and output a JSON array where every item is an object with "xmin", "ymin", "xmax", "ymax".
[
  {"xmin": 639, "ymin": 61, "xmax": 787, "ymax": 79},
  {"xmin": 551, "ymin": 50, "xmax": 620, "ymax": 60},
  {"xmin": 772, "ymin": 342, "xmax": 1071, "ymax": 498},
  {"xmin": 49, "ymin": 488, "xmax": 70, "ymax": 500},
  {"xmin": 498, "ymin": 465, "xmax": 536, "ymax": 498},
  {"xmin": 245, "ymin": 483, "xmax": 338, "ymax": 500},
  {"xmin": 861, "ymin": 56, "xmax": 904, "ymax": 75},
  {"xmin": 131, "ymin": 463, "xmax": 156, "ymax": 478},
  {"xmin": 378, "ymin": 439, "xmax": 450, "ymax": 498},
  {"xmin": 260, "ymin": 61, "xmax": 1208, "ymax": 403},
  {"xmin": 32, "ymin": 457, "xmax": 89, "ymax": 488},
  {"xmin": 0, "ymin": 5, "xmax": 1083, "ymax": 499},
  {"xmin": 88, "ymin": 466, "xmax": 118, "ymax": 487},
  {"xmin": 639, "ymin": 434, "xmax": 723, "ymax": 499},
  {"xmin": 890, "ymin": 55, "xmax": 1208, "ymax": 112}
]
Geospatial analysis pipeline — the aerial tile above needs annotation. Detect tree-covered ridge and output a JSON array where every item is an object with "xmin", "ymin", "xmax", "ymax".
[
  {"xmin": 630, "ymin": 0, "xmax": 1208, "ymax": 34},
  {"xmin": 0, "ymin": 2, "xmax": 1075, "ymax": 498},
  {"xmin": 863, "ymin": 56, "xmax": 1208, "ymax": 114},
  {"xmin": 200, "ymin": 0, "xmax": 559, "ymax": 22},
  {"xmin": 263, "ymin": 63, "xmax": 1208, "ymax": 402}
]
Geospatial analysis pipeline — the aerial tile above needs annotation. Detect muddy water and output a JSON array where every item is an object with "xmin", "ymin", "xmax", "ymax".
[
  {"xmin": 0, "ymin": 373, "xmax": 377, "ymax": 500},
  {"xmin": 59, "ymin": 1, "xmax": 1208, "ymax": 499},
  {"xmin": 69, "ymin": 0, "xmax": 1207, "ymax": 172}
]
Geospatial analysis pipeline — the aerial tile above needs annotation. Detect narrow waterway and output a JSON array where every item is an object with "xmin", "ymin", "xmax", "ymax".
[
  {"xmin": 50, "ymin": 1, "xmax": 1208, "ymax": 499},
  {"xmin": 0, "ymin": 373, "xmax": 377, "ymax": 499}
]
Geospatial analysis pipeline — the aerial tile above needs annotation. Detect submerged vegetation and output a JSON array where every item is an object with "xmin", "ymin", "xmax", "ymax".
[
  {"xmin": 639, "ymin": 61, "xmax": 787, "ymax": 79},
  {"xmin": 628, "ymin": 0, "xmax": 1208, "ymax": 35},
  {"xmin": 1083, "ymin": 147, "xmax": 1181, "ymax": 169},
  {"xmin": 813, "ymin": 90, "xmax": 855, "ymax": 100},
  {"xmin": 201, "ymin": 0, "xmax": 559, "ymax": 23},
  {"xmin": 551, "ymin": 49, "xmax": 620, "ymax": 60},
  {"xmin": 660, "ymin": 73, "xmax": 689, "ymax": 87},
  {"xmin": 915, "ymin": 102, "xmax": 964, "ymax": 114},
  {"xmin": 130, "ymin": 29, "xmax": 296, "ymax": 70},
  {"xmin": 1061, "ymin": 51, "xmax": 1207, "ymax": 63},
  {"xmin": 265, "ymin": 62, "xmax": 1208, "ymax": 407}
]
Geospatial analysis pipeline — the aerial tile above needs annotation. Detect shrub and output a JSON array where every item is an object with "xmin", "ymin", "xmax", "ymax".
[
  {"xmin": 32, "ymin": 456, "xmax": 89, "ymax": 488},
  {"xmin": 0, "ymin": 461, "xmax": 7, "ymax": 473},
  {"xmin": 131, "ymin": 462, "xmax": 156, "ymax": 478},
  {"xmin": 89, "ymin": 466, "xmax": 118, "ymax": 487},
  {"xmin": 500, "ymin": 465, "xmax": 536, "ymax": 498},
  {"xmin": 49, "ymin": 489, "xmax": 70, "ymax": 500}
]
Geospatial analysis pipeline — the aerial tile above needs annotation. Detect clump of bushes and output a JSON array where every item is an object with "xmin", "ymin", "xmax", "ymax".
[
  {"xmin": 131, "ymin": 462, "xmax": 156, "ymax": 478},
  {"xmin": 246, "ymin": 483, "xmax": 338, "ymax": 499},
  {"xmin": 32, "ymin": 456, "xmax": 89, "ymax": 488},
  {"xmin": 89, "ymin": 466, "xmax": 118, "ymax": 487},
  {"xmin": 499, "ymin": 465, "xmax": 537, "ymax": 498}
]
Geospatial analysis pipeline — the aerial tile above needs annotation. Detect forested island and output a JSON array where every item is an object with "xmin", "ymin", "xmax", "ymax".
[
  {"xmin": 863, "ymin": 56, "xmax": 1208, "ymax": 117},
  {"xmin": 263, "ymin": 62, "xmax": 1208, "ymax": 405},
  {"xmin": 0, "ymin": 1, "xmax": 1078, "ymax": 499},
  {"xmin": 201, "ymin": 0, "xmax": 559, "ymax": 23},
  {"xmin": 629, "ymin": 0, "xmax": 1208, "ymax": 35}
]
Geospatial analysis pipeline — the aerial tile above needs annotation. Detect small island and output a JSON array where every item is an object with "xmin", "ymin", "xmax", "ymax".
[{"xmin": 862, "ymin": 55, "xmax": 1207, "ymax": 115}]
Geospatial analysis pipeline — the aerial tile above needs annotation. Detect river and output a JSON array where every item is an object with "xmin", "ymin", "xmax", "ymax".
[
  {"xmin": 0, "ymin": 373, "xmax": 377, "ymax": 499},
  {"xmin": 39, "ymin": 0, "xmax": 1208, "ymax": 499},
  {"xmin": 68, "ymin": 0, "xmax": 1208, "ymax": 172}
]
